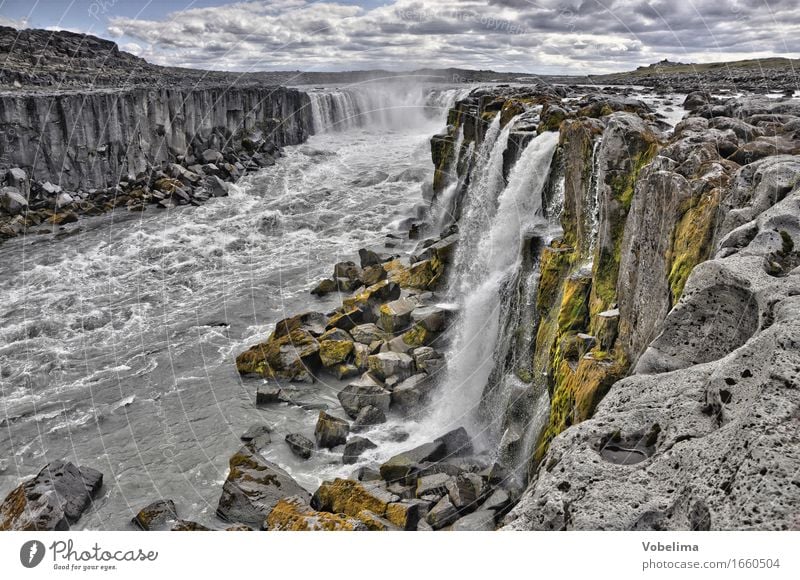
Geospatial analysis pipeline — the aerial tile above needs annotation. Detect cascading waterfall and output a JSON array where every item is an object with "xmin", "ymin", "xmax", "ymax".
[
  {"xmin": 433, "ymin": 125, "xmax": 466, "ymax": 229},
  {"xmin": 307, "ymin": 85, "xmax": 472, "ymax": 134},
  {"xmin": 426, "ymin": 130, "xmax": 560, "ymax": 443}
]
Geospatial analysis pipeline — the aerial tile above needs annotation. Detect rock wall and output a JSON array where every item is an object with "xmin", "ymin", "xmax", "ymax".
[
  {"xmin": 504, "ymin": 94, "xmax": 800, "ymax": 530},
  {"xmin": 0, "ymin": 86, "xmax": 312, "ymax": 191}
]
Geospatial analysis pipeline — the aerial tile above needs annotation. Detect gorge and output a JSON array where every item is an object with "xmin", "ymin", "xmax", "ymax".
[{"xmin": 0, "ymin": 27, "xmax": 798, "ymax": 532}]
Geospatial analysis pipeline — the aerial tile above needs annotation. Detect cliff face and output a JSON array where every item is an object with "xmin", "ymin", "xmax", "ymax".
[
  {"xmin": 500, "ymin": 94, "xmax": 800, "ymax": 530},
  {"xmin": 0, "ymin": 86, "xmax": 311, "ymax": 191}
]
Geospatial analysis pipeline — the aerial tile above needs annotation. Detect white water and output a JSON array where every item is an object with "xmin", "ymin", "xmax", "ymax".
[
  {"xmin": 0, "ymin": 86, "xmax": 460, "ymax": 529},
  {"xmin": 308, "ymin": 85, "xmax": 471, "ymax": 133},
  {"xmin": 426, "ymin": 131, "xmax": 560, "ymax": 439}
]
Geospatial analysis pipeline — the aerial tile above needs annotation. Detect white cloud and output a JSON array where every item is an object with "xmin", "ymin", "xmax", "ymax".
[{"xmin": 105, "ymin": 0, "xmax": 800, "ymax": 74}]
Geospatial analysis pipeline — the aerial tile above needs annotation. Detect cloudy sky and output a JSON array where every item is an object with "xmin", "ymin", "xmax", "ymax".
[{"xmin": 1, "ymin": 0, "xmax": 798, "ymax": 73}]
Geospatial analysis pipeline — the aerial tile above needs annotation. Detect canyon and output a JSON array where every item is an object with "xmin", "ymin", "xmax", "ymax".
[{"xmin": 0, "ymin": 27, "xmax": 798, "ymax": 531}]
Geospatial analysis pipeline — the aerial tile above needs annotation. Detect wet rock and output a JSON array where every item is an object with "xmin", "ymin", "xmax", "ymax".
[
  {"xmin": 451, "ymin": 510, "xmax": 496, "ymax": 531},
  {"xmin": 314, "ymin": 411, "xmax": 350, "ymax": 449},
  {"xmin": 311, "ymin": 478, "xmax": 398, "ymax": 517},
  {"xmin": 683, "ymin": 91, "xmax": 711, "ymax": 111},
  {"xmin": 359, "ymin": 264, "xmax": 387, "ymax": 286},
  {"xmin": 216, "ymin": 445, "xmax": 309, "ymax": 527},
  {"xmin": 236, "ymin": 327, "xmax": 320, "ymax": 383},
  {"xmin": 331, "ymin": 363, "xmax": 360, "ymax": 380},
  {"xmin": 326, "ymin": 307, "xmax": 366, "ymax": 331},
  {"xmin": 352, "ymin": 405, "xmax": 387, "ymax": 430},
  {"xmin": 350, "ymin": 323, "xmax": 384, "ymax": 344},
  {"xmin": 311, "ymin": 279, "xmax": 337, "ymax": 296},
  {"xmin": 285, "ymin": 433, "xmax": 314, "ymax": 460},
  {"xmin": 385, "ymin": 500, "xmax": 428, "ymax": 530},
  {"xmin": 367, "ymin": 351, "xmax": 415, "ymax": 381},
  {"xmin": 333, "ymin": 260, "xmax": 361, "ymax": 281},
  {"xmin": 391, "ymin": 373, "xmax": 434, "ymax": 414},
  {"xmin": 255, "ymin": 385, "xmax": 282, "ymax": 405},
  {"xmin": 378, "ymin": 298, "xmax": 417, "ymax": 333},
  {"xmin": 410, "ymin": 304, "xmax": 450, "ymax": 332},
  {"xmin": 170, "ymin": 520, "xmax": 211, "ymax": 531},
  {"xmin": 0, "ymin": 187, "xmax": 28, "ymax": 215},
  {"xmin": 426, "ymin": 495, "xmax": 459, "ymax": 530},
  {"xmin": 209, "ymin": 175, "xmax": 232, "ymax": 197},
  {"xmin": 266, "ymin": 496, "xmax": 365, "ymax": 531},
  {"xmin": 6, "ymin": 167, "xmax": 29, "ymax": 194},
  {"xmin": 337, "ymin": 372, "xmax": 391, "ymax": 418},
  {"xmin": 359, "ymin": 248, "xmax": 383, "ymax": 267},
  {"xmin": 343, "ymin": 436, "xmax": 378, "ymax": 464},
  {"xmin": 132, "ymin": 499, "xmax": 179, "ymax": 531},
  {"xmin": 435, "ymin": 427, "xmax": 474, "ymax": 458},
  {"xmin": 416, "ymin": 473, "xmax": 451, "ymax": 498},
  {"xmin": 0, "ymin": 460, "xmax": 103, "ymax": 531},
  {"xmin": 350, "ymin": 466, "xmax": 383, "ymax": 482},
  {"xmin": 357, "ymin": 509, "xmax": 399, "ymax": 531},
  {"xmin": 379, "ymin": 440, "xmax": 446, "ymax": 483},
  {"xmin": 446, "ymin": 473, "xmax": 483, "ymax": 509},
  {"xmin": 483, "ymin": 489, "xmax": 511, "ymax": 512},
  {"xmin": 318, "ymin": 328, "xmax": 354, "ymax": 367},
  {"xmin": 240, "ymin": 424, "xmax": 272, "ymax": 442},
  {"xmin": 412, "ymin": 346, "xmax": 443, "ymax": 373}
]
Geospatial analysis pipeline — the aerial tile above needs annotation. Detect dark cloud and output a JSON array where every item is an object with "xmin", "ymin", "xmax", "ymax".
[{"xmin": 106, "ymin": 0, "xmax": 800, "ymax": 73}]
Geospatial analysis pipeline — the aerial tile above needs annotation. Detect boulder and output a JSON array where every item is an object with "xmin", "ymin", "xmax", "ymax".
[
  {"xmin": 483, "ymin": 489, "xmax": 512, "ymax": 512},
  {"xmin": 317, "ymin": 328, "xmax": 354, "ymax": 367},
  {"xmin": 446, "ymin": 473, "xmax": 483, "ymax": 509},
  {"xmin": 209, "ymin": 175, "xmax": 232, "ymax": 197},
  {"xmin": 255, "ymin": 385, "xmax": 282, "ymax": 405},
  {"xmin": 266, "ymin": 496, "xmax": 365, "ymax": 531},
  {"xmin": 337, "ymin": 373, "xmax": 391, "ymax": 418},
  {"xmin": 326, "ymin": 307, "xmax": 366, "ymax": 331},
  {"xmin": 311, "ymin": 479, "xmax": 399, "ymax": 517},
  {"xmin": 132, "ymin": 499, "xmax": 179, "ymax": 531},
  {"xmin": 311, "ymin": 279, "xmax": 337, "ymax": 296},
  {"xmin": 378, "ymin": 298, "xmax": 417, "ymax": 333},
  {"xmin": 285, "ymin": 433, "xmax": 314, "ymax": 460},
  {"xmin": 216, "ymin": 445, "xmax": 309, "ymax": 527},
  {"xmin": 0, "ymin": 461, "xmax": 103, "ymax": 531},
  {"xmin": 435, "ymin": 427, "xmax": 474, "ymax": 458},
  {"xmin": 333, "ymin": 261, "xmax": 361, "ymax": 280},
  {"xmin": 331, "ymin": 363, "xmax": 360, "ymax": 380},
  {"xmin": 0, "ymin": 187, "xmax": 28, "ymax": 215},
  {"xmin": 391, "ymin": 374, "xmax": 434, "ymax": 414},
  {"xmin": 416, "ymin": 473, "xmax": 451, "ymax": 498},
  {"xmin": 170, "ymin": 520, "xmax": 211, "ymax": 531},
  {"xmin": 359, "ymin": 264, "xmax": 387, "ymax": 286},
  {"xmin": 367, "ymin": 352, "xmax": 415, "ymax": 381},
  {"xmin": 683, "ymin": 91, "xmax": 711, "ymax": 111},
  {"xmin": 314, "ymin": 411, "xmax": 350, "ymax": 449},
  {"xmin": 385, "ymin": 500, "xmax": 428, "ymax": 530},
  {"xmin": 7, "ymin": 167, "xmax": 29, "ymax": 194},
  {"xmin": 202, "ymin": 148, "xmax": 223, "ymax": 163},
  {"xmin": 240, "ymin": 424, "xmax": 272, "ymax": 443},
  {"xmin": 426, "ymin": 495, "xmax": 460, "ymax": 530},
  {"xmin": 359, "ymin": 248, "xmax": 383, "ymax": 267},
  {"xmin": 379, "ymin": 440, "xmax": 446, "ymax": 483},
  {"xmin": 236, "ymin": 327, "xmax": 320, "ymax": 383},
  {"xmin": 350, "ymin": 323, "xmax": 384, "ymax": 345},
  {"xmin": 451, "ymin": 510, "xmax": 496, "ymax": 531},
  {"xmin": 343, "ymin": 437, "xmax": 378, "ymax": 464},
  {"xmin": 352, "ymin": 405, "xmax": 387, "ymax": 430},
  {"xmin": 356, "ymin": 509, "xmax": 400, "ymax": 531}
]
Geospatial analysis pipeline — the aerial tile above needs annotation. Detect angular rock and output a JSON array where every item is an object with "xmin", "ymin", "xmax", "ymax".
[
  {"xmin": 352, "ymin": 405, "xmax": 387, "ymax": 430},
  {"xmin": 379, "ymin": 440, "xmax": 446, "ymax": 483},
  {"xmin": 391, "ymin": 373, "xmax": 434, "ymax": 414},
  {"xmin": 426, "ymin": 496, "xmax": 460, "ymax": 530},
  {"xmin": 255, "ymin": 385, "xmax": 282, "ymax": 405},
  {"xmin": 416, "ymin": 473, "xmax": 451, "ymax": 498},
  {"xmin": 410, "ymin": 305, "xmax": 449, "ymax": 332},
  {"xmin": 0, "ymin": 187, "xmax": 28, "ymax": 215},
  {"xmin": 132, "ymin": 499, "xmax": 179, "ymax": 531},
  {"xmin": 311, "ymin": 279, "xmax": 337, "ymax": 296},
  {"xmin": 359, "ymin": 248, "xmax": 383, "ymax": 267},
  {"xmin": 311, "ymin": 478, "xmax": 398, "ymax": 517},
  {"xmin": 285, "ymin": 433, "xmax": 314, "ymax": 460},
  {"xmin": 451, "ymin": 510, "xmax": 496, "ymax": 531},
  {"xmin": 446, "ymin": 473, "xmax": 483, "ymax": 509},
  {"xmin": 314, "ymin": 411, "xmax": 350, "ymax": 449},
  {"xmin": 318, "ymin": 328, "xmax": 354, "ymax": 367},
  {"xmin": 385, "ymin": 500, "xmax": 428, "ymax": 530},
  {"xmin": 0, "ymin": 461, "xmax": 103, "ymax": 531},
  {"xmin": 343, "ymin": 436, "xmax": 378, "ymax": 464},
  {"xmin": 337, "ymin": 373, "xmax": 391, "ymax": 418},
  {"xmin": 435, "ymin": 427, "xmax": 474, "ymax": 458},
  {"xmin": 216, "ymin": 445, "xmax": 309, "ymax": 527},
  {"xmin": 350, "ymin": 323, "xmax": 384, "ymax": 345},
  {"xmin": 357, "ymin": 509, "xmax": 400, "ymax": 531},
  {"xmin": 367, "ymin": 352, "xmax": 415, "ymax": 381},
  {"xmin": 240, "ymin": 424, "xmax": 272, "ymax": 442},
  {"xmin": 266, "ymin": 496, "xmax": 365, "ymax": 531}
]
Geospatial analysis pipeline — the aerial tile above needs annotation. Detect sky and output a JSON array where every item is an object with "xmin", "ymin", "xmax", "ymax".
[{"xmin": 0, "ymin": 0, "xmax": 798, "ymax": 74}]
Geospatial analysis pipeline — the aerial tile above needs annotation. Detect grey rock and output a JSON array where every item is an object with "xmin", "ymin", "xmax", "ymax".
[
  {"xmin": 380, "ymin": 440, "xmax": 447, "ymax": 483},
  {"xmin": 216, "ymin": 445, "xmax": 309, "ymax": 527},
  {"xmin": 0, "ymin": 187, "xmax": 27, "ymax": 215},
  {"xmin": 240, "ymin": 424, "xmax": 272, "ymax": 442},
  {"xmin": 314, "ymin": 411, "xmax": 350, "ymax": 449},
  {"xmin": 352, "ymin": 404, "xmax": 387, "ymax": 430},
  {"xmin": 350, "ymin": 323, "xmax": 384, "ymax": 344},
  {"xmin": 391, "ymin": 373, "xmax": 434, "ymax": 414},
  {"xmin": 285, "ymin": 433, "xmax": 314, "ymax": 460},
  {"xmin": 426, "ymin": 495, "xmax": 459, "ymax": 530},
  {"xmin": 337, "ymin": 372, "xmax": 391, "ymax": 418},
  {"xmin": 342, "ymin": 436, "xmax": 377, "ymax": 464},
  {"xmin": 451, "ymin": 510, "xmax": 496, "ymax": 531},
  {"xmin": 0, "ymin": 460, "xmax": 103, "ymax": 531},
  {"xmin": 132, "ymin": 499, "xmax": 179, "ymax": 531},
  {"xmin": 367, "ymin": 351, "xmax": 415, "ymax": 381}
]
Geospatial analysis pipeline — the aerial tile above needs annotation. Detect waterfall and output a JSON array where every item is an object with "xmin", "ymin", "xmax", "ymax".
[
  {"xmin": 307, "ymin": 85, "xmax": 472, "ymax": 134},
  {"xmin": 426, "ymin": 131, "xmax": 560, "ymax": 442},
  {"xmin": 433, "ymin": 125, "xmax": 466, "ymax": 230}
]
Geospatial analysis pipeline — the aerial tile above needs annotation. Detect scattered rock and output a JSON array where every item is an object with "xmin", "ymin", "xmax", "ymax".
[
  {"xmin": 352, "ymin": 404, "xmax": 387, "ymax": 430},
  {"xmin": 367, "ymin": 351, "xmax": 415, "ymax": 381},
  {"xmin": 266, "ymin": 496, "xmax": 365, "ymax": 531},
  {"xmin": 132, "ymin": 499, "xmax": 179, "ymax": 531},
  {"xmin": 337, "ymin": 372, "xmax": 391, "ymax": 418},
  {"xmin": 285, "ymin": 433, "xmax": 314, "ymax": 460},
  {"xmin": 314, "ymin": 411, "xmax": 350, "ymax": 449},
  {"xmin": 451, "ymin": 510, "xmax": 496, "ymax": 531},
  {"xmin": 343, "ymin": 436, "xmax": 378, "ymax": 464},
  {"xmin": 426, "ymin": 495, "xmax": 459, "ymax": 530}
]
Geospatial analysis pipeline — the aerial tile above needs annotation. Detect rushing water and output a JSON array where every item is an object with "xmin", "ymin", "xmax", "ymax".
[
  {"xmin": 0, "ymin": 85, "xmax": 468, "ymax": 529},
  {"xmin": 425, "ymin": 122, "xmax": 559, "ymax": 446}
]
